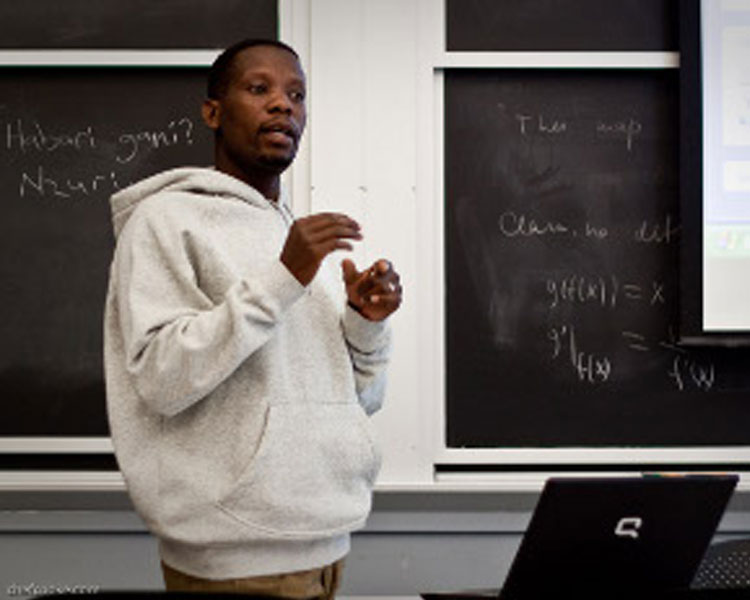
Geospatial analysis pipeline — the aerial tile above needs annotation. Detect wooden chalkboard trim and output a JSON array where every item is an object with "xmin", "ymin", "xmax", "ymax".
[
  {"xmin": 0, "ymin": 50, "xmax": 219, "ymax": 67},
  {"xmin": 436, "ymin": 51, "xmax": 679, "ymax": 69}
]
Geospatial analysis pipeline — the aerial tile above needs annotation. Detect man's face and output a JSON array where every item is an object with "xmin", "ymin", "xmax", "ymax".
[{"xmin": 207, "ymin": 45, "xmax": 307, "ymax": 176}]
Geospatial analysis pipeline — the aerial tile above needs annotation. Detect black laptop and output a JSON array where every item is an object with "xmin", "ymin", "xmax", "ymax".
[{"xmin": 422, "ymin": 475, "xmax": 738, "ymax": 600}]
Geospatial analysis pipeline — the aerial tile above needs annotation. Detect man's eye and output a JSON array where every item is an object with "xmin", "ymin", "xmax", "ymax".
[
  {"xmin": 248, "ymin": 84, "xmax": 267, "ymax": 94},
  {"xmin": 290, "ymin": 90, "xmax": 306, "ymax": 102}
]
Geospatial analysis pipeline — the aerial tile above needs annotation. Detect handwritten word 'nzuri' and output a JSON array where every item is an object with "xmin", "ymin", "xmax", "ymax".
[{"xmin": 20, "ymin": 166, "xmax": 124, "ymax": 199}]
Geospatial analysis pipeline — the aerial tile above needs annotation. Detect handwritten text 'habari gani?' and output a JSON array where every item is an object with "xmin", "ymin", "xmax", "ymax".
[{"xmin": 4, "ymin": 117, "xmax": 196, "ymax": 200}]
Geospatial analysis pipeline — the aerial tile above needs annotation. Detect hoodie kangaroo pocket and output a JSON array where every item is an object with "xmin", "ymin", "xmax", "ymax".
[{"xmin": 216, "ymin": 402, "xmax": 381, "ymax": 538}]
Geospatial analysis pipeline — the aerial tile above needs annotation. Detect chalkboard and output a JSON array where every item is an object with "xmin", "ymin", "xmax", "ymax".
[
  {"xmin": 446, "ymin": 0, "xmax": 677, "ymax": 52},
  {"xmin": 0, "ymin": 0, "xmax": 277, "ymax": 49},
  {"xmin": 445, "ymin": 70, "xmax": 750, "ymax": 448},
  {"xmin": 0, "ymin": 68, "xmax": 213, "ymax": 436}
]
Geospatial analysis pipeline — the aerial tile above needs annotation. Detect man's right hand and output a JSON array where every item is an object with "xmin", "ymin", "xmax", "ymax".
[{"xmin": 280, "ymin": 213, "xmax": 362, "ymax": 286}]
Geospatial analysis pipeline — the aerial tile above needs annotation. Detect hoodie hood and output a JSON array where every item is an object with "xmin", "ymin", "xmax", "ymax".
[{"xmin": 110, "ymin": 167, "xmax": 276, "ymax": 237}]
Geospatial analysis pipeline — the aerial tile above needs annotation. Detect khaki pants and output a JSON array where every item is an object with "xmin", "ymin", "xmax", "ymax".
[{"xmin": 161, "ymin": 558, "xmax": 344, "ymax": 600}]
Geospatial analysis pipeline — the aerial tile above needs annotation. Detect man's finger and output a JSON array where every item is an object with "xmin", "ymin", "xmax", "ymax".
[
  {"xmin": 365, "ymin": 280, "xmax": 402, "ymax": 300},
  {"xmin": 374, "ymin": 259, "xmax": 392, "ymax": 274},
  {"xmin": 362, "ymin": 267, "xmax": 399, "ymax": 291},
  {"xmin": 306, "ymin": 213, "xmax": 361, "ymax": 234},
  {"xmin": 341, "ymin": 259, "xmax": 361, "ymax": 284},
  {"xmin": 308, "ymin": 223, "xmax": 362, "ymax": 243},
  {"xmin": 318, "ymin": 238, "xmax": 354, "ymax": 256}
]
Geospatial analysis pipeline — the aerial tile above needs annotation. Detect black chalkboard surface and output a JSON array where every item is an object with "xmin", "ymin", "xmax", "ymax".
[
  {"xmin": 445, "ymin": 70, "xmax": 750, "ymax": 449},
  {"xmin": 446, "ymin": 0, "xmax": 677, "ymax": 52},
  {"xmin": 0, "ymin": 68, "xmax": 213, "ymax": 436},
  {"xmin": 0, "ymin": 0, "xmax": 277, "ymax": 49}
]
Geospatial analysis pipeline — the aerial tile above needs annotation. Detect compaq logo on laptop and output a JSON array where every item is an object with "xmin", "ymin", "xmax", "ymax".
[{"xmin": 615, "ymin": 516, "xmax": 642, "ymax": 539}]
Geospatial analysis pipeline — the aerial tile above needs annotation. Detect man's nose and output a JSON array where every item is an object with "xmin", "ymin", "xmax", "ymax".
[{"xmin": 268, "ymin": 89, "xmax": 293, "ymax": 114}]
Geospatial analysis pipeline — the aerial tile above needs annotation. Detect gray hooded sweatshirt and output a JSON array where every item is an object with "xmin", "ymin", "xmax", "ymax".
[{"xmin": 104, "ymin": 167, "xmax": 390, "ymax": 579}]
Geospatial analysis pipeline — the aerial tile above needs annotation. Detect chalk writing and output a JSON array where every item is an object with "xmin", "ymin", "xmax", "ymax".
[
  {"xmin": 548, "ymin": 324, "xmax": 612, "ymax": 384},
  {"xmin": 620, "ymin": 329, "xmax": 715, "ymax": 391},
  {"xmin": 5, "ymin": 119, "xmax": 95, "ymax": 153},
  {"xmin": 116, "ymin": 118, "xmax": 194, "ymax": 164},
  {"xmin": 547, "ymin": 324, "xmax": 716, "ymax": 391},
  {"xmin": 650, "ymin": 281, "xmax": 666, "ymax": 304},
  {"xmin": 585, "ymin": 221, "xmax": 608, "ymax": 239},
  {"xmin": 499, "ymin": 211, "xmax": 570, "ymax": 238},
  {"xmin": 510, "ymin": 112, "xmax": 645, "ymax": 151},
  {"xmin": 596, "ymin": 118, "xmax": 642, "ymax": 151},
  {"xmin": 622, "ymin": 331, "xmax": 650, "ymax": 352},
  {"xmin": 516, "ymin": 114, "xmax": 567, "ymax": 135},
  {"xmin": 2, "ymin": 115, "xmax": 198, "ymax": 200},
  {"xmin": 668, "ymin": 355, "xmax": 715, "ymax": 391},
  {"xmin": 547, "ymin": 274, "xmax": 618, "ymax": 309},
  {"xmin": 498, "ymin": 213, "xmax": 680, "ymax": 248},
  {"xmin": 546, "ymin": 275, "xmax": 665, "ymax": 309},
  {"xmin": 19, "ymin": 166, "xmax": 126, "ymax": 200},
  {"xmin": 3, "ymin": 117, "xmax": 195, "ymax": 161},
  {"xmin": 623, "ymin": 281, "xmax": 665, "ymax": 305},
  {"xmin": 495, "ymin": 208, "xmax": 702, "ymax": 390},
  {"xmin": 634, "ymin": 214, "xmax": 679, "ymax": 244}
]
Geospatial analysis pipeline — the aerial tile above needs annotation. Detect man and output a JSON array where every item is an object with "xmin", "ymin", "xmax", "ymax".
[{"xmin": 103, "ymin": 39, "xmax": 402, "ymax": 598}]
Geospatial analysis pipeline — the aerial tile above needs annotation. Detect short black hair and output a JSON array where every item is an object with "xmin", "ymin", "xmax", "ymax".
[{"xmin": 207, "ymin": 38, "xmax": 300, "ymax": 100}]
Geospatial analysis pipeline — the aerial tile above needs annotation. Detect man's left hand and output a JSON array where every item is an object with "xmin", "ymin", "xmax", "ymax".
[{"xmin": 342, "ymin": 258, "xmax": 402, "ymax": 321}]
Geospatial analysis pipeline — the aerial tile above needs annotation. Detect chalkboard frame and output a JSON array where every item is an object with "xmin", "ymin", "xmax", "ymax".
[
  {"xmin": 430, "ymin": 64, "xmax": 750, "ymax": 470},
  {"xmin": 0, "ymin": 57, "xmax": 219, "ymax": 468},
  {"xmin": 416, "ymin": 0, "xmax": 750, "ymax": 472},
  {"xmin": 0, "ymin": 16, "xmax": 285, "ymax": 468}
]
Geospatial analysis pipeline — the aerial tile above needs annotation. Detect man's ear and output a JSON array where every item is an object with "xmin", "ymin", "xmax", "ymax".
[{"xmin": 201, "ymin": 99, "xmax": 220, "ymax": 131}]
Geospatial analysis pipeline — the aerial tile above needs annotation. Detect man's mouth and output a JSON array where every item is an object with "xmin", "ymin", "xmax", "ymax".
[{"xmin": 260, "ymin": 123, "xmax": 297, "ymax": 145}]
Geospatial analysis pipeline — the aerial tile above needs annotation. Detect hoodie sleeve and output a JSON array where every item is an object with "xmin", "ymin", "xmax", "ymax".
[
  {"xmin": 113, "ymin": 206, "xmax": 305, "ymax": 417},
  {"xmin": 341, "ymin": 304, "xmax": 392, "ymax": 416}
]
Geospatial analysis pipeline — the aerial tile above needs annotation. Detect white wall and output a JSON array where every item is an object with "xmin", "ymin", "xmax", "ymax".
[{"xmin": 284, "ymin": 0, "xmax": 435, "ymax": 485}]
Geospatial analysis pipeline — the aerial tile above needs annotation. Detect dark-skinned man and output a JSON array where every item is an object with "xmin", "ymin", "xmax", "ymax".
[{"xmin": 104, "ymin": 39, "xmax": 402, "ymax": 599}]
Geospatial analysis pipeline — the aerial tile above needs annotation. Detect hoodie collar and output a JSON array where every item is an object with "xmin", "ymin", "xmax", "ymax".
[{"xmin": 110, "ymin": 167, "xmax": 285, "ymax": 236}]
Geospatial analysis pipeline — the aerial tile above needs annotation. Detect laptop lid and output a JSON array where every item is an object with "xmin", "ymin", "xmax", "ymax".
[{"xmin": 498, "ymin": 475, "xmax": 738, "ymax": 599}]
